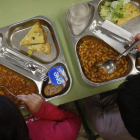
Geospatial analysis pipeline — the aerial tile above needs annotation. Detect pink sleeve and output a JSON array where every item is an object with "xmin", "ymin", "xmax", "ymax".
[
  {"xmin": 33, "ymin": 101, "xmax": 81, "ymax": 121},
  {"xmin": 31, "ymin": 101, "xmax": 81, "ymax": 140}
]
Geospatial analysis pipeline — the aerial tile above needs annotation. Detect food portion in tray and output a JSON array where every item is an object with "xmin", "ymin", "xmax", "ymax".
[
  {"xmin": 44, "ymin": 84, "xmax": 62, "ymax": 96},
  {"xmin": 27, "ymin": 43, "xmax": 51, "ymax": 55},
  {"xmin": 41, "ymin": 63, "xmax": 71, "ymax": 99},
  {"xmin": 43, "ymin": 66, "xmax": 67, "ymax": 96},
  {"xmin": 20, "ymin": 22, "xmax": 51, "ymax": 55},
  {"xmin": 99, "ymin": 0, "xmax": 140, "ymax": 25},
  {"xmin": 0, "ymin": 64, "xmax": 38, "ymax": 106},
  {"xmin": 78, "ymin": 40, "xmax": 128, "ymax": 82}
]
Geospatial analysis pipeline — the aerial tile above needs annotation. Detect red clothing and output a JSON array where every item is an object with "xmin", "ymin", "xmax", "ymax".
[{"xmin": 25, "ymin": 101, "xmax": 81, "ymax": 140}]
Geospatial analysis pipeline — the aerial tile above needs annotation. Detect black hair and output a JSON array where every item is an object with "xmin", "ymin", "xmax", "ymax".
[
  {"xmin": 0, "ymin": 95, "xmax": 29, "ymax": 140},
  {"xmin": 117, "ymin": 73, "xmax": 140, "ymax": 140}
]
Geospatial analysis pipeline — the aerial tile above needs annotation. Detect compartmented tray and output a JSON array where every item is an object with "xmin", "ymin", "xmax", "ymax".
[
  {"xmin": 65, "ymin": 0, "xmax": 140, "ymax": 86},
  {"xmin": 0, "ymin": 15, "xmax": 72, "ymax": 105}
]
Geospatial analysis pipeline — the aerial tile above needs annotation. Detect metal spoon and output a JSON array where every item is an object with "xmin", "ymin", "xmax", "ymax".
[
  {"xmin": 100, "ymin": 39, "xmax": 140, "ymax": 73},
  {"xmin": 0, "ymin": 85, "xmax": 17, "ymax": 98}
]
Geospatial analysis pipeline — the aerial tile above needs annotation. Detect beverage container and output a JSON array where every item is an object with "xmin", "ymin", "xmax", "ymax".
[{"xmin": 70, "ymin": 0, "xmax": 89, "ymax": 25}]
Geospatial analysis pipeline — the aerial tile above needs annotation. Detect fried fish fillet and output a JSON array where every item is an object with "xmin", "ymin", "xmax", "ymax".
[
  {"xmin": 117, "ymin": 3, "xmax": 140, "ymax": 26},
  {"xmin": 20, "ymin": 22, "xmax": 46, "ymax": 46},
  {"xmin": 27, "ymin": 43, "xmax": 51, "ymax": 55}
]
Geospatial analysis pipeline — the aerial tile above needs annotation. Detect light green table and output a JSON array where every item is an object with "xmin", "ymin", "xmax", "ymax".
[{"xmin": 0, "ymin": 0, "xmax": 124, "ymax": 114}]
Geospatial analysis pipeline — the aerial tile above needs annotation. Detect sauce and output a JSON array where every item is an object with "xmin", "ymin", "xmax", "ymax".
[{"xmin": 0, "ymin": 64, "xmax": 38, "ymax": 106}]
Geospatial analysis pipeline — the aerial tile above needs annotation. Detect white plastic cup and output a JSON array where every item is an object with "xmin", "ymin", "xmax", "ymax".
[{"xmin": 70, "ymin": 0, "xmax": 89, "ymax": 25}]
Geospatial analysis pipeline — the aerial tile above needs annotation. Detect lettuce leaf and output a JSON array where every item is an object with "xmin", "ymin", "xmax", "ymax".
[{"xmin": 100, "ymin": 0, "xmax": 130, "ymax": 23}]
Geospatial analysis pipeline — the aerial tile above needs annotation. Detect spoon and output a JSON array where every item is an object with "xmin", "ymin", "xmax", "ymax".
[
  {"xmin": 100, "ymin": 39, "xmax": 140, "ymax": 73},
  {"xmin": 0, "ymin": 85, "xmax": 17, "ymax": 98}
]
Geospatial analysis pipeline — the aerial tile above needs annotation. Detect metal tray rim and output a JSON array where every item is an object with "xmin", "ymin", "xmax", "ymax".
[
  {"xmin": 0, "ymin": 15, "xmax": 73, "ymax": 103},
  {"xmin": 65, "ymin": 1, "xmax": 139, "ymax": 87}
]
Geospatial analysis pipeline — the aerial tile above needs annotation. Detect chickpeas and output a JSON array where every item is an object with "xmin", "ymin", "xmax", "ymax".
[{"xmin": 79, "ymin": 40, "xmax": 128, "ymax": 82}]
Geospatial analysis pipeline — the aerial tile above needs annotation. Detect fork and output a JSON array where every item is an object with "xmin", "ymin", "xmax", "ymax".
[
  {"xmin": 1, "ymin": 49, "xmax": 48, "ymax": 81},
  {"xmin": 0, "ymin": 85, "xmax": 17, "ymax": 98},
  {"xmin": 25, "ymin": 62, "xmax": 48, "ymax": 81},
  {"xmin": 92, "ymin": 25, "xmax": 136, "ymax": 51}
]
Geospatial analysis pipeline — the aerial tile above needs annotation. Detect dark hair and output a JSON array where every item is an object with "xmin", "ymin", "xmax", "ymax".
[
  {"xmin": 117, "ymin": 73, "xmax": 140, "ymax": 140},
  {"xmin": 0, "ymin": 95, "xmax": 29, "ymax": 140}
]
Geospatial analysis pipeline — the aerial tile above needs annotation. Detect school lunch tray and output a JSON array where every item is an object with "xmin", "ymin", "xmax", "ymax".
[
  {"xmin": 0, "ymin": 15, "xmax": 72, "ymax": 108},
  {"xmin": 65, "ymin": 0, "xmax": 140, "ymax": 87}
]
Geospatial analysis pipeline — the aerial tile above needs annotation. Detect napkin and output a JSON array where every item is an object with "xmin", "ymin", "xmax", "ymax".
[{"xmin": 93, "ymin": 20, "xmax": 133, "ymax": 53}]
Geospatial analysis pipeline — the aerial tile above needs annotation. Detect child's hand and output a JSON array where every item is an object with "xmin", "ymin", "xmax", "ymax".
[
  {"xmin": 17, "ymin": 94, "xmax": 43, "ymax": 114},
  {"xmin": 132, "ymin": 33, "xmax": 140, "ymax": 52}
]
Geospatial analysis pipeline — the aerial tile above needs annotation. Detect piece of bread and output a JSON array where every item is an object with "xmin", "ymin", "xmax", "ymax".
[
  {"xmin": 27, "ymin": 43, "xmax": 51, "ymax": 55},
  {"xmin": 44, "ymin": 84, "xmax": 62, "ymax": 96},
  {"xmin": 20, "ymin": 22, "xmax": 46, "ymax": 46},
  {"xmin": 117, "ymin": 3, "xmax": 140, "ymax": 26}
]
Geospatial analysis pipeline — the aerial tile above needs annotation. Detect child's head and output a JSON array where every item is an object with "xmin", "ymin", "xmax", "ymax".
[
  {"xmin": 117, "ymin": 73, "xmax": 140, "ymax": 140},
  {"xmin": 0, "ymin": 95, "xmax": 29, "ymax": 140}
]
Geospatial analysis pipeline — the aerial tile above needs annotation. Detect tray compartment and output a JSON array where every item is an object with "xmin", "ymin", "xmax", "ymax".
[
  {"xmin": 0, "ymin": 63, "xmax": 40, "ymax": 109},
  {"xmin": 97, "ymin": 0, "xmax": 140, "ymax": 28},
  {"xmin": 5, "ymin": 18, "xmax": 59, "ymax": 64},
  {"xmin": 76, "ymin": 35, "xmax": 133, "ymax": 85},
  {"xmin": 66, "ymin": 3, "xmax": 95, "ymax": 36},
  {"xmin": 41, "ymin": 62, "xmax": 71, "ymax": 100}
]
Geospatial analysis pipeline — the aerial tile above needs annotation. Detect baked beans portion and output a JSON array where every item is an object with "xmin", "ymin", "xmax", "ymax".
[
  {"xmin": 78, "ymin": 40, "xmax": 128, "ymax": 82},
  {"xmin": 0, "ymin": 64, "xmax": 38, "ymax": 106}
]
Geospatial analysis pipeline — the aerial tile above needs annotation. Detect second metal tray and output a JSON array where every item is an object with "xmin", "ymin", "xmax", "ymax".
[{"xmin": 65, "ymin": 0, "xmax": 140, "ymax": 87}]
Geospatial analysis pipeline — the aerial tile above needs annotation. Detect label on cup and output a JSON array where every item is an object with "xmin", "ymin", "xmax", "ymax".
[{"xmin": 48, "ymin": 66, "xmax": 68, "ymax": 85}]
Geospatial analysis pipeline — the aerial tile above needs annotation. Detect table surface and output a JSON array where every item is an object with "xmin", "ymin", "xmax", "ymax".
[{"xmin": 0, "ymin": 0, "xmax": 124, "ymax": 114}]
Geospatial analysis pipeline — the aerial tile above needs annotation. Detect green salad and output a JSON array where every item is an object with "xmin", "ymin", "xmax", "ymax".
[{"xmin": 100, "ymin": 0, "xmax": 131, "ymax": 23}]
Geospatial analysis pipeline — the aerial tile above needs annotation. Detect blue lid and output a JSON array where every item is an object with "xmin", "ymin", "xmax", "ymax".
[{"xmin": 48, "ymin": 66, "xmax": 68, "ymax": 85}]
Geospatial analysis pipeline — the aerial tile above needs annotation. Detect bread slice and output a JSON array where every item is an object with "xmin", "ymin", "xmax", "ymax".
[
  {"xmin": 27, "ymin": 43, "xmax": 51, "ymax": 55},
  {"xmin": 117, "ymin": 3, "xmax": 140, "ymax": 26},
  {"xmin": 44, "ymin": 84, "xmax": 62, "ymax": 96},
  {"xmin": 20, "ymin": 22, "xmax": 46, "ymax": 46}
]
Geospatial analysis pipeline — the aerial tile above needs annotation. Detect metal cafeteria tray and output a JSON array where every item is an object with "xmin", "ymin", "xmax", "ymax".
[
  {"xmin": 65, "ymin": 0, "xmax": 140, "ymax": 87},
  {"xmin": 0, "ymin": 15, "xmax": 72, "ymax": 104}
]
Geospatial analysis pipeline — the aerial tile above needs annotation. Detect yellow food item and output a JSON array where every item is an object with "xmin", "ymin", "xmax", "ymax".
[
  {"xmin": 20, "ymin": 22, "xmax": 46, "ymax": 46},
  {"xmin": 117, "ymin": 3, "xmax": 140, "ymax": 26},
  {"xmin": 28, "ymin": 43, "xmax": 51, "ymax": 55}
]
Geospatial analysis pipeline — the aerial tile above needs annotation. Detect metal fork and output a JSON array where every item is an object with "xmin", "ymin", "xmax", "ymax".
[
  {"xmin": 25, "ymin": 62, "xmax": 48, "ymax": 81},
  {"xmin": 0, "ymin": 48, "xmax": 48, "ymax": 81},
  {"xmin": 92, "ymin": 25, "xmax": 136, "ymax": 51},
  {"xmin": 0, "ymin": 85, "xmax": 17, "ymax": 98}
]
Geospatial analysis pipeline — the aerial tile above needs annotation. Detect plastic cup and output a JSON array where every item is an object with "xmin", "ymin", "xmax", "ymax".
[{"xmin": 70, "ymin": 0, "xmax": 89, "ymax": 26}]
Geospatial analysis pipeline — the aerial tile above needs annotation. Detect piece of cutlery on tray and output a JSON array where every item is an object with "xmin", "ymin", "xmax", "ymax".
[
  {"xmin": 0, "ymin": 47, "xmax": 48, "ymax": 81},
  {"xmin": 96, "ymin": 26, "xmax": 131, "ymax": 44},
  {"xmin": 0, "ymin": 85, "xmax": 17, "ymax": 98},
  {"xmin": 100, "ymin": 39, "xmax": 140, "ymax": 73}
]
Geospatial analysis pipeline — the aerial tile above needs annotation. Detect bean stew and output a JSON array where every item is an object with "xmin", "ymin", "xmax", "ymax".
[{"xmin": 0, "ymin": 64, "xmax": 38, "ymax": 106}]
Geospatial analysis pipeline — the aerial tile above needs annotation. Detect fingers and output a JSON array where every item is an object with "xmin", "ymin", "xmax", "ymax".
[
  {"xmin": 17, "ymin": 95, "xmax": 29, "ymax": 103},
  {"xmin": 132, "ymin": 33, "xmax": 140, "ymax": 43},
  {"xmin": 21, "ymin": 102, "xmax": 29, "ymax": 111},
  {"xmin": 131, "ymin": 33, "xmax": 140, "ymax": 52},
  {"xmin": 17, "ymin": 94, "xmax": 36, "ymax": 107},
  {"xmin": 137, "ymin": 44, "xmax": 140, "ymax": 52},
  {"xmin": 32, "ymin": 94, "xmax": 43, "ymax": 100},
  {"xmin": 17, "ymin": 94, "xmax": 43, "ymax": 114}
]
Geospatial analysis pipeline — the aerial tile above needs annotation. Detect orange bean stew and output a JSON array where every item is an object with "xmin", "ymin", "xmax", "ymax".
[
  {"xmin": 78, "ymin": 40, "xmax": 128, "ymax": 82},
  {"xmin": 0, "ymin": 64, "xmax": 38, "ymax": 106}
]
